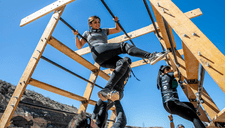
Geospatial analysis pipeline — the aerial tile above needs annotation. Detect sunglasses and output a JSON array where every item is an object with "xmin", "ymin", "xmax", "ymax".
[{"xmin": 92, "ymin": 21, "xmax": 100, "ymax": 24}]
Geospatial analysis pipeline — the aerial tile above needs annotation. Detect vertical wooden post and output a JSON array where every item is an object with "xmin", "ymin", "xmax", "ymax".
[
  {"xmin": 0, "ymin": 7, "xmax": 65, "ymax": 128},
  {"xmin": 78, "ymin": 63, "xmax": 100, "ymax": 113},
  {"xmin": 182, "ymin": 42, "xmax": 220, "ymax": 120}
]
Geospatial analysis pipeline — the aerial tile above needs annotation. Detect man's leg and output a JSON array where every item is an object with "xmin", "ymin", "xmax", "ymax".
[
  {"xmin": 98, "ymin": 57, "xmax": 131, "ymax": 100},
  {"xmin": 111, "ymin": 100, "xmax": 126, "ymax": 128},
  {"xmin": 167, "ymin": 101, "xmax": 206, "ymax": 128},
  {"xmin": 93, "ymin": 43, "xmax": 168, "ymax": 66}
]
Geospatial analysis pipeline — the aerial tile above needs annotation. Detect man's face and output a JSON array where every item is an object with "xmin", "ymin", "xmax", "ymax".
[
  {"xmin": 178, "ymin": 125, "xmax": 184, "ymax": 128},
  {"xmin": 90, "ymin": 119, "xmax": 98, "ymax": 128}
]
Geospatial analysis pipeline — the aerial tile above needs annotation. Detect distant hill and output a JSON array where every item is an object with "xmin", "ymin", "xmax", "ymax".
[{"xmin": 0, "ymin": 80, "xmax": 163, "ymax": 128}]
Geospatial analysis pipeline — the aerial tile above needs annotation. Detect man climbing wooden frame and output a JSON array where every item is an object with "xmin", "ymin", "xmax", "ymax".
[
  {"xmin": 149, "ymin": 0, "xmax": 225, "ymax": 127},
  {"xmin": 1, "ymin": 0, "xmax": 224, "ymax": 127}
]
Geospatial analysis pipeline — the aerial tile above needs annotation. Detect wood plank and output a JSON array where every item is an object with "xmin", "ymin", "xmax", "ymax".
[
  {"xmin": 182, "ymin": 42, "xmax": 219, "ymax": 119},
  {"xmin": 29, "ymin": 79, "xmax": 117, "ymax": 110},
  {"xmin": 75, "ymin": 9, "xmax": 203, "ymax": 56},
  {"xmin": 182, "ymin": 41, "xmax": 220, "ymax": 121},
  {"xmin": 0, "ymin": 7, "xmax": 65, "ymax": 128},
  {"xmin": 20, "ymin": 0, "xmax": 75, "ymax": 27},
  {"xmin": 182, "ymin": 41, "xmax": 199, "ymax": 79},
  {"xmin": 151, "ymin": 4, "xmax": 172, "ymax": 49},
  {"xmin": 150, "ymin": 0, "xmax": 225, "ymax": 93},
  {"xmin": 212, "ymin": 107, "xmax": 225, "ymax": 122},
  {"xmin": 78, "ymin": 63, "xmax": 100, "ymax": 113},
  {"xmin": 29, "ymin": 78, "xmax": 86, "ymax": 102},
  {"xmin": 48, "ymin": 36, "xmax": 110, "ymax": 81},
  {"xmin": 189, "ymin": 84, "xmax": 220, "ymax": 120},
  {"xmin": 108, "ymin": 110, "xmax": 117, "ymax": 128}
]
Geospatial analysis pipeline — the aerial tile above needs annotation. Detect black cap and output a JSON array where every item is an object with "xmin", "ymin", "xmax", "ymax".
[{"xmin": 160, "ymin": 65, "xmax": 170, "ymax": 72}]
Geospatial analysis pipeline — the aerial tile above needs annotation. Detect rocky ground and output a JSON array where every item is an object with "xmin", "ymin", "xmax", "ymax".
[
  {"xmin": 0, "ymin": 79, "xmax": 78, "ymax": 128},
  {"xmin": 0, "ymin": 80, "xmax": 162, "ymax": 128}
]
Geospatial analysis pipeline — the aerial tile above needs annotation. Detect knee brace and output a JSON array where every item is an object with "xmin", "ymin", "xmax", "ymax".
[
  {"xmin": 120, "ymin": 42, "xmax": 134, "ymax": 54},
  {"xmin": 116, "ymin": 57, "xmax": 131, "ymax": 69}
]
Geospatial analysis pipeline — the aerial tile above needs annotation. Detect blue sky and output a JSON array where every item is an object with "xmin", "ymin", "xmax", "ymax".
[{"xmin": 1, "ymin": 0, "xmax": 225, "ymax": 127}]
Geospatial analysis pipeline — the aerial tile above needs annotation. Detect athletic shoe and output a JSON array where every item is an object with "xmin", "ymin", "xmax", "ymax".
[
  {"xmin": 148, "ymin": 50, "xmax": 169, "ymax": 65},
  {"xmin": 108, "ymin": 91, "xmax": 120, "ymax": 101},
  {"xmin": 97, "ymin": 88, "xmax": 111, "ymax": 101}
]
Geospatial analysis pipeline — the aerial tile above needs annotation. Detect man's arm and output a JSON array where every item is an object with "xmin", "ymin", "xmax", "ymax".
[{"xmin": 168, "ymin": 114, "xmax": 175, "ymax": 128}]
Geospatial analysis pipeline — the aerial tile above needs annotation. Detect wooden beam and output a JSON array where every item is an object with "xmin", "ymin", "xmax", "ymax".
[
  {"xmin": 48, "ymin": 36, "xmax": 110, "ymax": 81},
  {"xmin": 20, "ymin": 0, "xmax": 75, "ymax": 27},
  {"xmin": 190, "ymin": 84, "xmax": 220, "ymax": 120},
  {"xmin": 28, "ymin": 79, "xmax": 116, "ymax": 110},
  {"xmin": 182, "ymin": 41, "xmax": 199, "ymax": 79},
  {"xmin": 75, "ymin": 8, "xmax": 203, "ymax": 56},
  {"xmin": 151, "ymin": 4, "xmax": 173, "ymax": 49},
  {"xmin": 150, "ymin": 0, "xmax": 225, "ymax": 93},
  {"xmin": 108, "ymin": 110, "xmax": 117, "ymax": 128},
  {"xmin": 78, "ymin": 63, "xmax": 100, "ymax": 113},
  {"xmin": 0, "ymin": 7, "xmax": 65, "ymax": 128},
  {"xmin": 182, "ymin": 42, "xmax": 220, "ymax": 120},
  {"xmin": 29, "ymin": 78, "xmax": 86, "ymax": 102},
  {"xmin": 212, "ymin": 107, "xmax": 225, "ymax": 122}
]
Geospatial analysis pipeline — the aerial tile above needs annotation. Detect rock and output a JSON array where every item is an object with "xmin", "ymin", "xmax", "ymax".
[{"xmin": 0, "ymin": 79, "xmax": 77, "ymax": 128}]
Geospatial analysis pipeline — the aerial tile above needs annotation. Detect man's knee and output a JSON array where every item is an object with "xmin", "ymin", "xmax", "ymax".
[
  {"xmin": 120, "ymin": 42, "xmax": 134, "ymax": 53},
  {"xmin": 116, "ymin": 57, "xmax": 131, "ymax": 67}
]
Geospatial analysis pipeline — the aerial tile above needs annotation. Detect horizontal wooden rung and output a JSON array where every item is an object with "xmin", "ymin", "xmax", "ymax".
[
  {"xmin": 48, "ymin": 36, "xmax": 110, "ymax": 81},
  {"xmin": 29, "ymin": 78, "xmax": 86, "ymax": 101},
  {"xmin": 20, "ymin": 0, "xmax": 75, "ymax": 27}
]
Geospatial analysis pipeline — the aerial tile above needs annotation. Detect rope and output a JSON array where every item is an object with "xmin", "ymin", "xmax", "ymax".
[
  {"xmin": 143, "ymin": 0, "xmax": 162, "ymax": 39},
  {"xmin": 41, "ymin": 56, "xmax": 103, "ymax": 89},
  {"xmin": 59, "ymin": 17, "xmax": 91, "ymax": 46}
]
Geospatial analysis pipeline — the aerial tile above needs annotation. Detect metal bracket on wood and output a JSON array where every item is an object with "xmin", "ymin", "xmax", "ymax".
[
  {"xmin": 215, "ymin": 122, "xmax": 225, "ymax": 127},
  {"xmin": 189, "ymin": 99, "xmax": 197, "ymax": 102},
  {"xmin": 92, "ymin": 69, "xmax": 99, "ymax": 74},
  {"xmin": 187, "ymin": 79, "xmax": 198, "ymax": 84},
  {"xmin": 81, "ymin": 100, "xmax": 88, "ymax": 104}
]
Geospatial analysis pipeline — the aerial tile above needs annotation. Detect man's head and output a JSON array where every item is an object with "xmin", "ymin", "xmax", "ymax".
[
  {"xmin": 68, "ymin": 111, "xmax": 98, "ymax": 128},
  {"xmin": 177, "ymin": 124, "xmax": 185, "ymax": 128},
  {"xmin": 160, "ymin": 65, "xmax": 172, "ymax": 74}
]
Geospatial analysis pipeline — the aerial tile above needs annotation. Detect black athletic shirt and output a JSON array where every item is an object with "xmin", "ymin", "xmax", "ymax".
[
  {"xmin": 160, "ymin": 72, "xmax": 179, "ymax": 103},
  {"xmin": 82, "ymin": 28, "xmax": 109, "ymax": 47}
]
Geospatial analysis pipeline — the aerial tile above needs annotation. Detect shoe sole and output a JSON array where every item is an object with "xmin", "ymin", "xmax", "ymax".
[
  {"xmin": 98, "ymin": 90, "xmax": 119, "ymax": 101},
  {"xmin": 150, "ymin": 51, "xmax": 169, "ymax": 65},
  {"xmin": 97, "ymin": 91, "xmax": 110, "ymax": 101}
]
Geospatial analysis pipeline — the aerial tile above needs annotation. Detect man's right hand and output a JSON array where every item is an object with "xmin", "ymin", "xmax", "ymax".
[
  {"xmin": 72, "ymin": 30, "xmax": 79, "ymax": 36},
  {"xmin": 168, "ymin": 114, "xmax": 173, "ymax": 121}
]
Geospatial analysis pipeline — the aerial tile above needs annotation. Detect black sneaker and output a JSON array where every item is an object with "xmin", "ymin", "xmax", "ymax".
[
  {"xmin": 148, "ymin": 50, "xmax": 169, "ymax": 65},
  {"xmin": 97, "ymin": 88, "xmax": 111, "ymax": 101}
]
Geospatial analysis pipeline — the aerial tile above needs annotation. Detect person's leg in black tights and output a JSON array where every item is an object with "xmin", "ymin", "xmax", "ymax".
[
  {"xmin": 92, "ymin": 58, "xmax": 129, "ymax": 127},
  {"xmin": 91, "ymin": 43, "xmax": 150, "ymax": 65},
  {"xmin": 164, "ymin": 101, "xmax": 205, "ymax": 128},
  {"xmin": 98, "ymin": 56, "xmax": 131, "ymax": 98}
]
